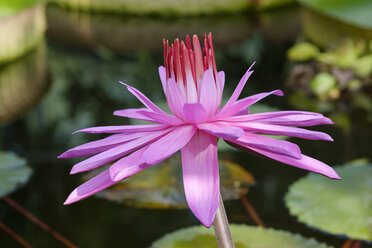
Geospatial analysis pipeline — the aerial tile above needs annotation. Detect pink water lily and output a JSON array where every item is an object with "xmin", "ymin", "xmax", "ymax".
[{"xmin": 59, "ymin": 33, "xmax": 340, "ymax": 227}]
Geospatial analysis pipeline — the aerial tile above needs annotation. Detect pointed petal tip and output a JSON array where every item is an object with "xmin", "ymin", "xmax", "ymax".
[
  {"xmin": 70, "ymin": 166, "xmax": 82, "ymax": 175},
  {"xmin": 248, "ymin": 61, "xmax": 256, "ymax": 71},
  {"xmin": 275, "ymin": 90, "xmax": 284, "ymax": 96},
  {"xmin": 63, "ymin": 190, "xmax": 77, "ymax": 205}
]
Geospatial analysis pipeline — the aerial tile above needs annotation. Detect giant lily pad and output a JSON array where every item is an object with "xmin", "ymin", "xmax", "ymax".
[
  {"xmin": 0, "ymin": 43, "xmax": 49, "ymax": 125},
  {"xmin": 150, "ymin": 224, "xmax": 333, "ymax": 248},
  {"xmin": 49, "ymin": 0, "xmax": 294, "ymax": 15},
  {"xmin": 300, "ymin": 0, "xmax": 372, "ymax": 47},
  {"xmin": 299, "ymin": 0, "xmax": 372, "ymax": 29},
  {"xmin": 83, "ymin": 158, "xmax": 255, "ymax": 209},
  {"xmin": 46, "ymin": 6, "xmax": 252, "ymax": 52},
  {"xmin": 0, "ymin": 1, "xmax": 45, "ymax": 64},
  {"xmin": 0, "ymin": 151, "xmax": 32, "ymax": 198},
  {"xmin": 285, "ymin": 164, "xmax": 372, "ymax": 241}
]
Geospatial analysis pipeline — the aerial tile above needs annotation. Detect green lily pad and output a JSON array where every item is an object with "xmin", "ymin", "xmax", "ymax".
[
  {"xmin": 0, "ymin": 43, "xmax": 49, "ymax": 125},
  {"xmin": 299, "ymin": 0, "xmax": 372, "ymax": 30},
  {"xmin": 83, "ymin": 158, "xmax": 255, "ymax": 209},
  {"xmin": 150, "ymin": 224, "xmax": 333, "ymax": 248},
  {"xmin": 287, "ymin": 42, "xmax": 319, "ymax": 62},
  {"xmin": 0, "ymin": 151, "xmax": 32, "ymax": 198},
  {"xmin": 285, "ymin": 164, "xmax": 372, "ymax": 241},
  {"xmin": 0, "ymin": 1, "xmax": 45, "ymax": 64},
  {"xmin": 0, "ymin": 0, "xmax": 42, "ymax": 18},
  {"xmin": 301, "ymin": 5, "xmax": 372, "ymax": 48},
  {"xmin": 46, "ymin": 6, "xmax": 252, "ymax": 52}
]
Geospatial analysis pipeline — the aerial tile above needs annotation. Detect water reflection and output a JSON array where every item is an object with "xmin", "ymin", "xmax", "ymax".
[{"xmin": 0, "ymin": 43, "xmax": 49, "ymax": 125}]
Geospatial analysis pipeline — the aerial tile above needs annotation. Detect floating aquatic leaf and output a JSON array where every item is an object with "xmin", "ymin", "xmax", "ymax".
[
  {"xmin": 0, "ymin": 43, "xmax": 49, "ymax": 124},
  {"xmin": 0, "ymin": 1, "xmax": 45, "ymax": 64},
  {"xmin": 0, "ymin": 151, "xmax": 32, "ymax": 198},
  {"xmin": 301, "ymin": 2, "xmax": 372, "ymax": 47},
  {"xmin": 286, "ymin": 164, "xmax": 372, "ymax": 241},
  {"xmin": 299, "ymin": 0, "xmax": 372, "ymax": 29},
  {"xmin": 83, "ymin": 158, "xmax": 254, "ymax": 209},
  {"xmin": 287, "ymin": 42, "xmax": 319, "ymax": 62},
  {"xmin": 150, "ymin": 224, "xmax": 333, "ymax": 248},
  {"xmin": 309, "ymin": 72, "xmax": 338, "ymax": 100}
]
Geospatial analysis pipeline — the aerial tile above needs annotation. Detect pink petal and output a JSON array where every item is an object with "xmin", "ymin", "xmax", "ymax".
[
  {"xmin": 58, "ymin": 132, "xmax": 145, "ymax": 159},
  {"xmin": 70, "ymin": 128, "xmax": 173, "ymax": 174},
  {"xmin": 109, "ymin": 146, "xmax": 149, "ymax": 182},
  {"xmin": 227, "ymin": 122, "xmax": 333, "ymax": 141},
  {"xmin": 213, "ymin": 90, "xmax": 283, "ymax": 120},
  {"xmin": 64, "ymin": 169, "xmax": 115, "ymax": 205},
  {"xmin": 143, "ymin": 125, "xmax": 197, "ymax": 165},
  {"xmin": 259, "ymin": 115, "xmax": 334, "ymax": 127},
  {"xmin": 244, "ymin": 146, "xmax": 340, "ymax": 179},
  {"xmin": 199, "ymin": 69, "xmax": 218, "ymax": 116},
  {"xmin": 181, "ymin": 131, "xmax": 219, "ymax": 227},
  {"xmin": 159, "ymin": 66, "xmax": 167, "ymax": 95},
  {"xmin": 197, "ymin": 122, "xmax": 244, "ymax": 140},
  {"xmin": 113, "ymin": 108, "xmax": 155, "ymax": 122},
  {"xmin": 227, "ymin": 132, "xmax": 302, "ymax": 159},
  {"xmin": 183, "ymin": 103, "xmax": 208, "ymax": 123},
  {"xmin": 74, "ymin": 124, "xmax": 168, "ymax": 134},
  {"xmin": 217, "ymin": 71, "xmax": 225, "ymax": 107},
  {"xmin": 224, "ymin": 111, "xmax": 323, "ymax": 122},
  {"xmin": 137, "ymin": 110, "xmax": 183, "ymax": 126},
  {"xmin": 223, "ymin": 62, "xmax": 255, "ymax": 108},
  {"xmin": 166, "ymin": 78, "xmax": 186, "ymax": 119},
  {"xmin": 119, "ymin": 81, "xmax": 165, "ymax": 114}
]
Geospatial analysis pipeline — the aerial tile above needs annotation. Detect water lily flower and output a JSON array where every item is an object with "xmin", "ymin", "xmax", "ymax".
[{"xmin": 59, "ymin": 33, "xmax": 340, "ymax": 227}]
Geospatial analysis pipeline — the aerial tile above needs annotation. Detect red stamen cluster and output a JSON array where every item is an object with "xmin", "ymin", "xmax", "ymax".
[{"xmin": 163, "ymin": 33, "xmax": 218, "ymax": 87}]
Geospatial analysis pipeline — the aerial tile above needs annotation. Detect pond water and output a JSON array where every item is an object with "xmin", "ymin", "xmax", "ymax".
[{"xmin": 1, "ymin": 5, "xmax": 372, "ymax": 248}]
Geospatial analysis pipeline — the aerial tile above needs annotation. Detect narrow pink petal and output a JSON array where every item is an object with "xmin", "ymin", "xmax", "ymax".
[
  {"xmin": 74, "ymin": 124, "xmax": 168, "ymax": 134},
  {"xmin": 212, "ymin": 89, "xmax": 283, "ymax": 120},
  {"xmin": 64, "ymin": 169, "xmax": 115, "ymax": 205},
  {"xmin": 217, "ymin": 71, "xmax": 225, "ymax": 107},
  {"xmin": 109, "ymin": 146, "xmax": 149, "ymax": 182},
  {"xmin": 224, "ymin": 111, "xmax": 323, "ymax": 122},
  {"xmin": 159, "ymin": 66, "xmax": 167, "ymax": 95},
  {"xmin": 119, "ymin": 81, "xmax": 165, "ymax": 114},
  {"xmin": 226, "ymin": 122, "xmax": 333, "ymax": 141},
  {"xmin": 199, "ymin": 69, "xmax": 218, "ymax": 117},
  {"xmin": 143, "ymin": 125, "xmax": 197, "ymax": 165},
  {"xmin": 58, "ymin": 132, "xmax": 145, "ymax": 159},
  {"xmin": 242, "ymin": 145, "xmax": 340, "ymax": 179},
  {"xmin": 70, "ymin": 128, "xmax": 173, "ymax": 174},
  {"xmin": 113, "ymin": 108, "xmax": 155, "ymax": 122},
  {"xmin": 183, "ymin": 103, "xmax": 208, "ymax": 124},
  {"xmin": 185, "ymin": 73, "xmax": 198, "ymax": 103},
  {"xmin": 181, "ymin": 131, "xmax": 219, "ymax": 227},
  {"xmin": 197, "ymin": 122, "xmax": 244, "ymax": 140},
  {"xmin": 137, "ymin": 110, "xmax": 183, "ymax": 125},
  {"xmin": 223, "ymin": 62, "xmax": 255, "ymax": 107},
  {"xmin": 227, "ymin": 132, "xmax": 302, "ymax": 159},
  {"xmin": 259, "ymin": 115, "xmax": 334, "ymax": 127},
  {"xmin": 166, "ymin": 78, "xmax": 186, "ymax": 119}
]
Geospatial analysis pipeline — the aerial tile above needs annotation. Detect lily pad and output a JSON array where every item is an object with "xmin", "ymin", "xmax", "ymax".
[
  {"xmin": 301, "ymin": 5, "xmax": 372, "ymax": 48},
  {"xmin": 83, "ymin": 158, "xmax": 255, "ymax": 209},
  {"xmin": 299, "ymin": 0, "xmax": 372, "ymax": 29},
  {"xmin": 0, "ymin": 43, "xmax": 49, "ymax": 125},
  {"xmin": 0, "ymin": 151, "xmax": 32, "ymax": 198},
  {"xmin": 0, "ymin": 1, "xmax": 45, "ymax": 64},
  {"xmin": 46, "ymin": 6, "xmax": 252, "ymax": 52},
  {"xmin": 285, "ymin": 164, "xmax": 372, "ymax": 241},
  {"xmin": 150, "ymin": 224, "xmax": 333, "ymax": 248}
]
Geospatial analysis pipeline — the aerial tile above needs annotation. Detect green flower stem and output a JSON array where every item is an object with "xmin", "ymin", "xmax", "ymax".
[{"xmin": 213, "ymin": 193, "xmax": 235, "ymax": 248}]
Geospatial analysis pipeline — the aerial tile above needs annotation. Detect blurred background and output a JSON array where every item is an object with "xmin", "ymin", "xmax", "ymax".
[{"xmin": 0, "ymin": 0, "xmax": 371, "ymax": 247}]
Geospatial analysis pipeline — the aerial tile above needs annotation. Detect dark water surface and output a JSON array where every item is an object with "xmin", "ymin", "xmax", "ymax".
[{"xmin": 1, "ymin": 5, "xmax": 371, "ymax": 248}]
